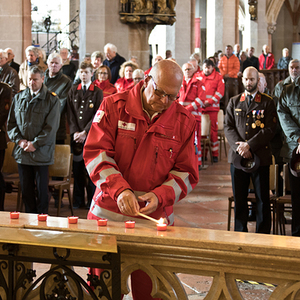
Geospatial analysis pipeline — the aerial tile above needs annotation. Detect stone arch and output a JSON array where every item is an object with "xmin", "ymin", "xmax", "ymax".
[{"xmin": 266, "ymin": 0, "xmax": 285, "ymax": 24}]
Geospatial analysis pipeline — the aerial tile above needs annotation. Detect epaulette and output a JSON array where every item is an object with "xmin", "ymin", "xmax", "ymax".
[{"xmin": 261, "ymin": 93, "xmax": 272, "ymax": 99}]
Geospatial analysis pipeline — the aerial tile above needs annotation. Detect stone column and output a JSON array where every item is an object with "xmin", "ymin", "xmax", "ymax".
[{"xmin": 267, "ymin": 23, "xmax": 276, "ymax": 52}]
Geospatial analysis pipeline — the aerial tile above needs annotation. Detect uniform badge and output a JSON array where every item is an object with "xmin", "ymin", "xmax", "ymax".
[
  {"xmin": 260, "ymin": 123, "xmax": 265, "ymax": 128},
  {"xmin": 93, "ymin": 110, "xmax": 104, "ymax": 123},
  {"xmin": 255, "ymin": 120, "xmax": 261, "ymax": 126},
  {"xmin": 252, "ymin": 123, "xmax": 256, "ymax": 129},
  {"xmin": 89, "ymin": 103, "xmax": 94, "ymax": 108}
]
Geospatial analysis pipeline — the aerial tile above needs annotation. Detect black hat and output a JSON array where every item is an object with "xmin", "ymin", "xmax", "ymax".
[
  {"xmin": 233, "ymin": 153, "xmax": 260, "ymax": 173},
  {"xmin": 290, "ymin": 147, "xmax": 300, "ymax": 177},
  {"xmin": 72, "ymin": 141, "xmax": 83, "ymax": 156}
]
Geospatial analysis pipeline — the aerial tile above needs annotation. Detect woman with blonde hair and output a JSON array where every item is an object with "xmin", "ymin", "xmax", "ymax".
[
  {"xmin": 93, "ymin": 65, "xmax": 117, "ymax": 97},
  {"xmin": 114, "ymin": 61, "xmax": 138, "ymax": 92}
]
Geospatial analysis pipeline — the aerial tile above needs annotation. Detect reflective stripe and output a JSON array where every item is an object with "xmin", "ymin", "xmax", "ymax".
[
  {"xmin": 206, "ymin": 95, "xmax": 213, "ymax": 99},
  {"xmin": 212, "ymin": 103, "xmax": 220, "ymax": 108},
  {"xmin": 195, "ymin": 98, "xmax": 203, "ymax": 106},
  {"xmin": 192, "ymin": 102, "xmax": 198, "ymax": 110},
  {"xmin": 212, "ymin": 97, "xmax": 218, "ymax": 103},
  {"xmin": 192, "ymin": 111, "xmax": 201, "ymax": 116},
  {"xmin": 168, "ymin": 213, "xmax": 174, "ymax": 226},
  {"xmin": 96, "ymin": 167, "xmax": 121, "ymax": 188},
  {"xmin": 163, "ymin": 179, "xmax": 182, "ymax": 203},
  {"xmin": 170, "ymin": 170, "xmax": 193, "ymax": 194},
  {"xmin": 216, "ymin": 92, "xmax": 223, "ymax": 98},
  {"xmin": 179, "ymin": 101, "xmax": 194, "ymax": 106},
  {"xmin": 86, "ymin": 151, "xmax": 116, "ymax": 175}
]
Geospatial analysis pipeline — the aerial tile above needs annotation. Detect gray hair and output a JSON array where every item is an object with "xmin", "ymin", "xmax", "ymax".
[
  {"xmin": 25, "ymin": 46, "xmax": 39, "ymax": 57},
  {"xmin": 289, "ymin": 59, "xmax": 300, "ymax": 67},
  {"xmin": 28, "ymin": 65, "xmax": 45, "ymax": 77},
  {"xmin": 47, "ymin": 52, "xmax": 63, "ymax": 65},
  {"xmin": 133, "ymin": 69, "xmax": 144, "ymax": 79},
  {"xmin": 91, "ymin": 51, "xmax": 104, "ymax": 61},
  {"xmin": 104, "ymin": 43, "xmax": 117, "ymax": 53},
  {"xmin": 0, "ymin": 49, "xmax": 8, "ymax": 59}
]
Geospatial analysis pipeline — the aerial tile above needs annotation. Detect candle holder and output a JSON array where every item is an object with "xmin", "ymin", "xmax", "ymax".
[
  {"xmin": 10, "ymin": 212, "xmax": 20, "ymax": 219},
  {"xmin": 97, "ymin": 218, "xmax": 108, "ymax": 226},
  {"xmin": 38, "ymin": 214, "xmax": 48, "ymax": 221},
  {"xmin": 157, "ymin": 223, "xmax": 167, "ymax": 231},
  {"xmin": 125, "ymin": 220, "xmax": 135, "ymax": 228},
  {"xmin": 68, "ymin": 216, "xmax": 78, "ymax": 224}
]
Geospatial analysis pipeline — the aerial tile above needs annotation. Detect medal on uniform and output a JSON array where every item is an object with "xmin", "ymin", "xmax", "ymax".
[
  {"xmin": 261, "ymin": 110, "xmax": 264, "ymax": 118},
  {"xmin": 89, "ymin": 103, "xmax": 94, "ymax": 108},
  {"xmin": 260, "ymin": 123, "xmax": 264, "ymax": 128},
  {"xmin": 252, "ymin": 110, "xmax": 256, "ymax": 118},
  {"xmin": 252, "ymin": 123, "xmax": 256, "ymax": 129},
  {"xmin": 255, "ymin": 120, "xmax": 261, "ymax": 126},
  {"xmin": 257, "ymin": 110, "xmax": 261, "ymax": 119}
]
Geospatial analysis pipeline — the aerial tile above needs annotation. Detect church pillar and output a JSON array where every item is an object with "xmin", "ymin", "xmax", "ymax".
[{"xmin": 267, "ymin": 23, "xmax": 276, "ymax": 52}]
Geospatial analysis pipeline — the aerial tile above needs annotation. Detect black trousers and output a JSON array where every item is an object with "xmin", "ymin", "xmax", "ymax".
[
  {"xmin": 73, "ymin": 159, "xmax": 95, "ymax": 207},
  {"xmin": 230, "ymin": 164, "xmax": 271, "ymax": 234},
  {"xmin": 288, "ymin": 163, "xmax": 300, "ymax": 236},
  {"xmin": 0, "ymin": 149, "xmax": 5, "ymax": 211},
  {"xmin": 18, "ymin": 164, "xmax": 49, "ymax": 214}
]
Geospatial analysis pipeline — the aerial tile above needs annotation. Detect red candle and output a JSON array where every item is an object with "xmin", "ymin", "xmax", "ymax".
[
  {"xmin": 156, "ymin": 223, "xmax": 167, "ymax": 231},
  {"xmin": 97, "ymin": 218, "xmax": 108, "ymax": 226},
  {"xmin": 10, "ymin": 212, "xmax": 20, "ymax": 219},
  {"xmin": 125, "ymin": 220, "xmax": 135, "ymax": 228},
  {"xmin": 68, "ymin": 216, "xmax": 78, "ymax": 224},
  {"xmin": 38, "ymin": 214, "xmax": 48, "ymax": 221}
]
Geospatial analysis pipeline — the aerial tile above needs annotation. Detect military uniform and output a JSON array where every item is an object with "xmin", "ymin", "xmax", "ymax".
[
  {"xmin": 67, "ymin": 83, "xmax": 103, "ymax": 208},
  {"xmin": 277, "ymin": 77, "xmax": 300, "ymax": 236},
  {"xmin": 224, "ymin": 91, "xmax": 277, "ymax": 233}
]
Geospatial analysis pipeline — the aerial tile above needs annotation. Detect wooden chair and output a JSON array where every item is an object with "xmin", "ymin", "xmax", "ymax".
[
  {"xmin": 217, "ymin": 110, "xmax": 227, "ymax": 160},
  {"xmin": 227, "ymin": 156, "xmax": 278, "ymax": 232},
  {"xmin": 275, "ymin": 164, "xmax": 292, "ymax": 235},
  {"xmin": 201, "ymin": 114, "xmax": 213, "ymax": 165},
  {"xmin": 2, "ymin": 142, "xmax": 21, "ymax": 211},
  {"xmin": 48, "ymin": 145, "xmax": 74, "ymax": 217}
]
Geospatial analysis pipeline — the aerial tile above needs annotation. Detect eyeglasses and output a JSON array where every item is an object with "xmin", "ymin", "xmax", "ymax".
[
  {"xmin": 151, "ymin": 76, "xmax": 179, "ymax": 102},
  {"xmin": 99, "ymin": 72, "xmax": 108, "ymax": 75}
]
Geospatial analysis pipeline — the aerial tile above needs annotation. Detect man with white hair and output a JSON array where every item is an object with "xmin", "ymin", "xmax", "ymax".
[
  {"xmin": 19, "ymin": 46, "xmax": 47, "ymax": 90},
  {"xmin": 259, "ymin": 45, "xmax": 275, "ymax": 70},
  {"xmin": 103, "ymin": 43, "xmax": 126, "ymax": 84},
  {"xmin": 0, "ymin": 49, "xmax": 20, "ymax": 97},
  {"xmin": 277, "ymin": 48, "xmax": 293, "ymax": 70},
  {"xmin": 4, "ymin": 48, "xmax": 20, "ymax": 73},
  {"xmin": 60, "ymin": 48, "xmax": 77, "ymax": 80}
]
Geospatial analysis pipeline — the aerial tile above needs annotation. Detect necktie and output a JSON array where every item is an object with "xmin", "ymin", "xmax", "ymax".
[
  {"xmin": 83, "ymin": 85, "xmax": 86, "ymax": 95},
  {"xmin": 32, "ymin": 93, "xmax": 36, "ymax": 99},
  {"xmin": 247, "ymin": 95, "xmax": 252, "ymax": 106}
]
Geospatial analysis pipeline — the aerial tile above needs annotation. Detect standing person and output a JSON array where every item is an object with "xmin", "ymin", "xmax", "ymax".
[
  {"xmin": 277, "ymin": 48, "xmax": 293, "ymax": 70},
  {"xmin": 19, "ymin": 46, "xmax": 47, "ymax": 90},
  {"xmin": 4, "ymin": 48, "xmax": 20, "ymax": 73},
  {"xmin": 67, "ymin": 62, "xmax": 103, "ymax": 209},
  {"xmin": 218, "ymin": 45, "xmax": 240, "ymax": 78},
  {"xmin": 84, "ymin": 60, "xmax": 198, "ymax": 300},
  {"xmin": 60, "ymin": 47, "xmax": 77, "ymax": 80},
  {"xmin": 0, "ymin": 83, "xmax": 12, "ymax": 211},
  {"xmin": 92, "ymin": 65, "xmax": 117, "ymax": 98},
  {"xmin": 114, "ymin": 61, "xmax": 138, "ymax": 93},
  {"xmin": 0, "ymin": 49, "xmax": 20, "ymax": 97},
  {"xmin": 103, "ymin": 43, "xmax": 126, "ymax": 84},
  {"xmin": 224, "ymin": 66, "xmax": 277, "ymax": 233},
  {"xmin": 277, "ymin": 66, "xmax": 300, "ymax": 236},
  {"xmin": 259, "ymin": 45, "xmax": 275, "ymax": 70},
  {"xmin": 233, "ymin": 44, "xmax": 241, "ymax": 59},
  {"xmin": 247, "ymin": 47, "xmax": 259, "ymax": 70},
  {"xmin": 178, "ymin": 62, "xmax": 206, "ymax": 168},
  {"xmin": 200, "ymin": 59, "xmax": 225, "ymax": 162},
  {"xmin": 7, "ymin": 66, "xmax": 60, "ymax": 214}
]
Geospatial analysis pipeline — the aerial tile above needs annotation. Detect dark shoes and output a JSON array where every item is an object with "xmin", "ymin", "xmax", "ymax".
[{"xmin": 213, "ymin": 156, "xmax": 218, "ymax": 163}]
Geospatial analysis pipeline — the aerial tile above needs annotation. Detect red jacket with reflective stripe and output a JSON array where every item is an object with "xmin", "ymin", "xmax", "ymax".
[
  {"xmin": 198, "ymin": 69, "xmax": 225, "ymax": 112},
  {"xmin": 178, "ymin": 73, "xmax": 206, "ymax": 121},
  {"xmin": 114, "ymin": 77, "xmax": 134, "ymax": 93},
  {"xmin": 83, "ymin": 81, "xmax": 199, "ymax": 222}
]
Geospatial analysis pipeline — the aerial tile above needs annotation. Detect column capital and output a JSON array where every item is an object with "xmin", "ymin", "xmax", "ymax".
[{"xmin": 267, "ymin": 23, "xmax": 277, "ymax": 35}]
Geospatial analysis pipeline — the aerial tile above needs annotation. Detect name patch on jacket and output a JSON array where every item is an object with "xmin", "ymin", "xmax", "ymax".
[
  {"xmin": 93, "ymin": 110, "xmax": 104, "ymax": 123},
  {"xmin": 118, "ymin": 120, "xmax": 136, "ymax": 131}
]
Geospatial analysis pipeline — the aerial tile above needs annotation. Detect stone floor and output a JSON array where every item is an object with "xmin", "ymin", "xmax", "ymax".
[{"xmin": 4, "ymin": 145, "xmax": 290, "ymax": 299}]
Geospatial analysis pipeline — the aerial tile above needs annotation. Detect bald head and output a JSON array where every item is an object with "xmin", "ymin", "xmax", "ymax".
[{"xmin": 242, "ymin": 67, "xmax": 259, "ymax": 93}]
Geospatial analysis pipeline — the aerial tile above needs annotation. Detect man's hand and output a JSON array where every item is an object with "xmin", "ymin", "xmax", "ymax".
[
  {"xmin": 74, "ymin": 131, "xmax": 87, "ymax": 144},
  {"xmin": 18, "ymin": 139, "xmax": 28, "ymax": 149},
  {"xmin": 224, "ymin": 74, "xmax": 230, "ymax": 79},
  {"xmin": 236, "ymin": 141, "xmax": 252, "ymax": 159},
  {"xmin": 117, "ymin": 189, "xmax": 140, "ymax": 216},
  {"xmin": 138, "ymin": 192, "xmax": 159, "ymax": 215},
  {"xmin": 203, "ymin": 100, "xmax": 210, "ymax": 108},
  {"xmin": 24, "ymin": 141, "xmax": 36, "ymax": 152}
]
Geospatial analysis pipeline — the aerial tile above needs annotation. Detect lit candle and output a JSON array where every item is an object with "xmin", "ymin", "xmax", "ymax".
[
  {"xmin": 125, "ymin": 220, "xmax": 135, "ymax": 228},
  {"xmin": 10, "ymin": 212, "xmax": 20, "ymax": 219},
  {"xmin": 97, "ymin": 218, "xmax": 108, "ymax": 226},
  {"xmin": 68, "ymin": 216, "xmax": 78, "ymax": 224},
  {"xmin": 156, "ymin": 218, "xmax": 167, "ymax": 231},
  {"xmin": 38, "ymin": 214, "xmax": 48, "ymax": 221}
]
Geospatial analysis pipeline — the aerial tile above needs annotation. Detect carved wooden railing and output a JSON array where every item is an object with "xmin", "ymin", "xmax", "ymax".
[{"xmin": 1, "ymin": 212, "xmax": 300, "ymax": 299}]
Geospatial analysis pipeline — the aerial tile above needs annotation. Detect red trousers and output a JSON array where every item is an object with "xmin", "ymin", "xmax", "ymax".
[{"xmin": 203, "ymin": 111, "xmax": 219, "ymax": 157}]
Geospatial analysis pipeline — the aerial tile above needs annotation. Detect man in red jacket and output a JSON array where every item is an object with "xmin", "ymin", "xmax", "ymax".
[
  {"xmin": 200, "ymin": 59, "xmax": 225, "ymax": 162},
  {"xmin": 178, "ymin": 62, "xmax": 206, "ymax": 168},
  {"xmin": 259, "ymin": 45, "xmax": 275, "ymax": 70},
  {"xmin": 84, "ymin": 60, "xmax": 199, "ymax": 300}
]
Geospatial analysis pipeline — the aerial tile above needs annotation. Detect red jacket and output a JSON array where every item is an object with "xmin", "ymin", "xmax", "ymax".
[
  {"xmin": 83, "ymin": 81, "xmax": 198, "ymax": 225},
  {"xmin": 93, "ymin": 79, "xmax": 117, "ymax": 98},
  {"xmin": 259, "ymin": 53, "xmax": 275, "ymax": 70},
  {"xmin": 198, "ymin": 69, "xmax": 225, "ymax": 112},
  {"xmin": 178, "ymin": 73, "xmax": 206, "ymax": 121},
  {"xmin": 114, "ymin": 77, "xmax": 134, "ymax": 93},
  {"xmin": 219, "ymin": 55, "xmax": 240, "ymax": 78}
]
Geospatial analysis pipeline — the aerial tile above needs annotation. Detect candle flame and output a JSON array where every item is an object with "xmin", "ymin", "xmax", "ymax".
[{"xmin": 158, "ymin": 218, "xmax": 164, "ymax": 225}]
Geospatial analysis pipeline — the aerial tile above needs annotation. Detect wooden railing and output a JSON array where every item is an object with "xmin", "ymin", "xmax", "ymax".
[{"xmin": 1, "ymin": 212, "xmax": 300, "ymax": 299}]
